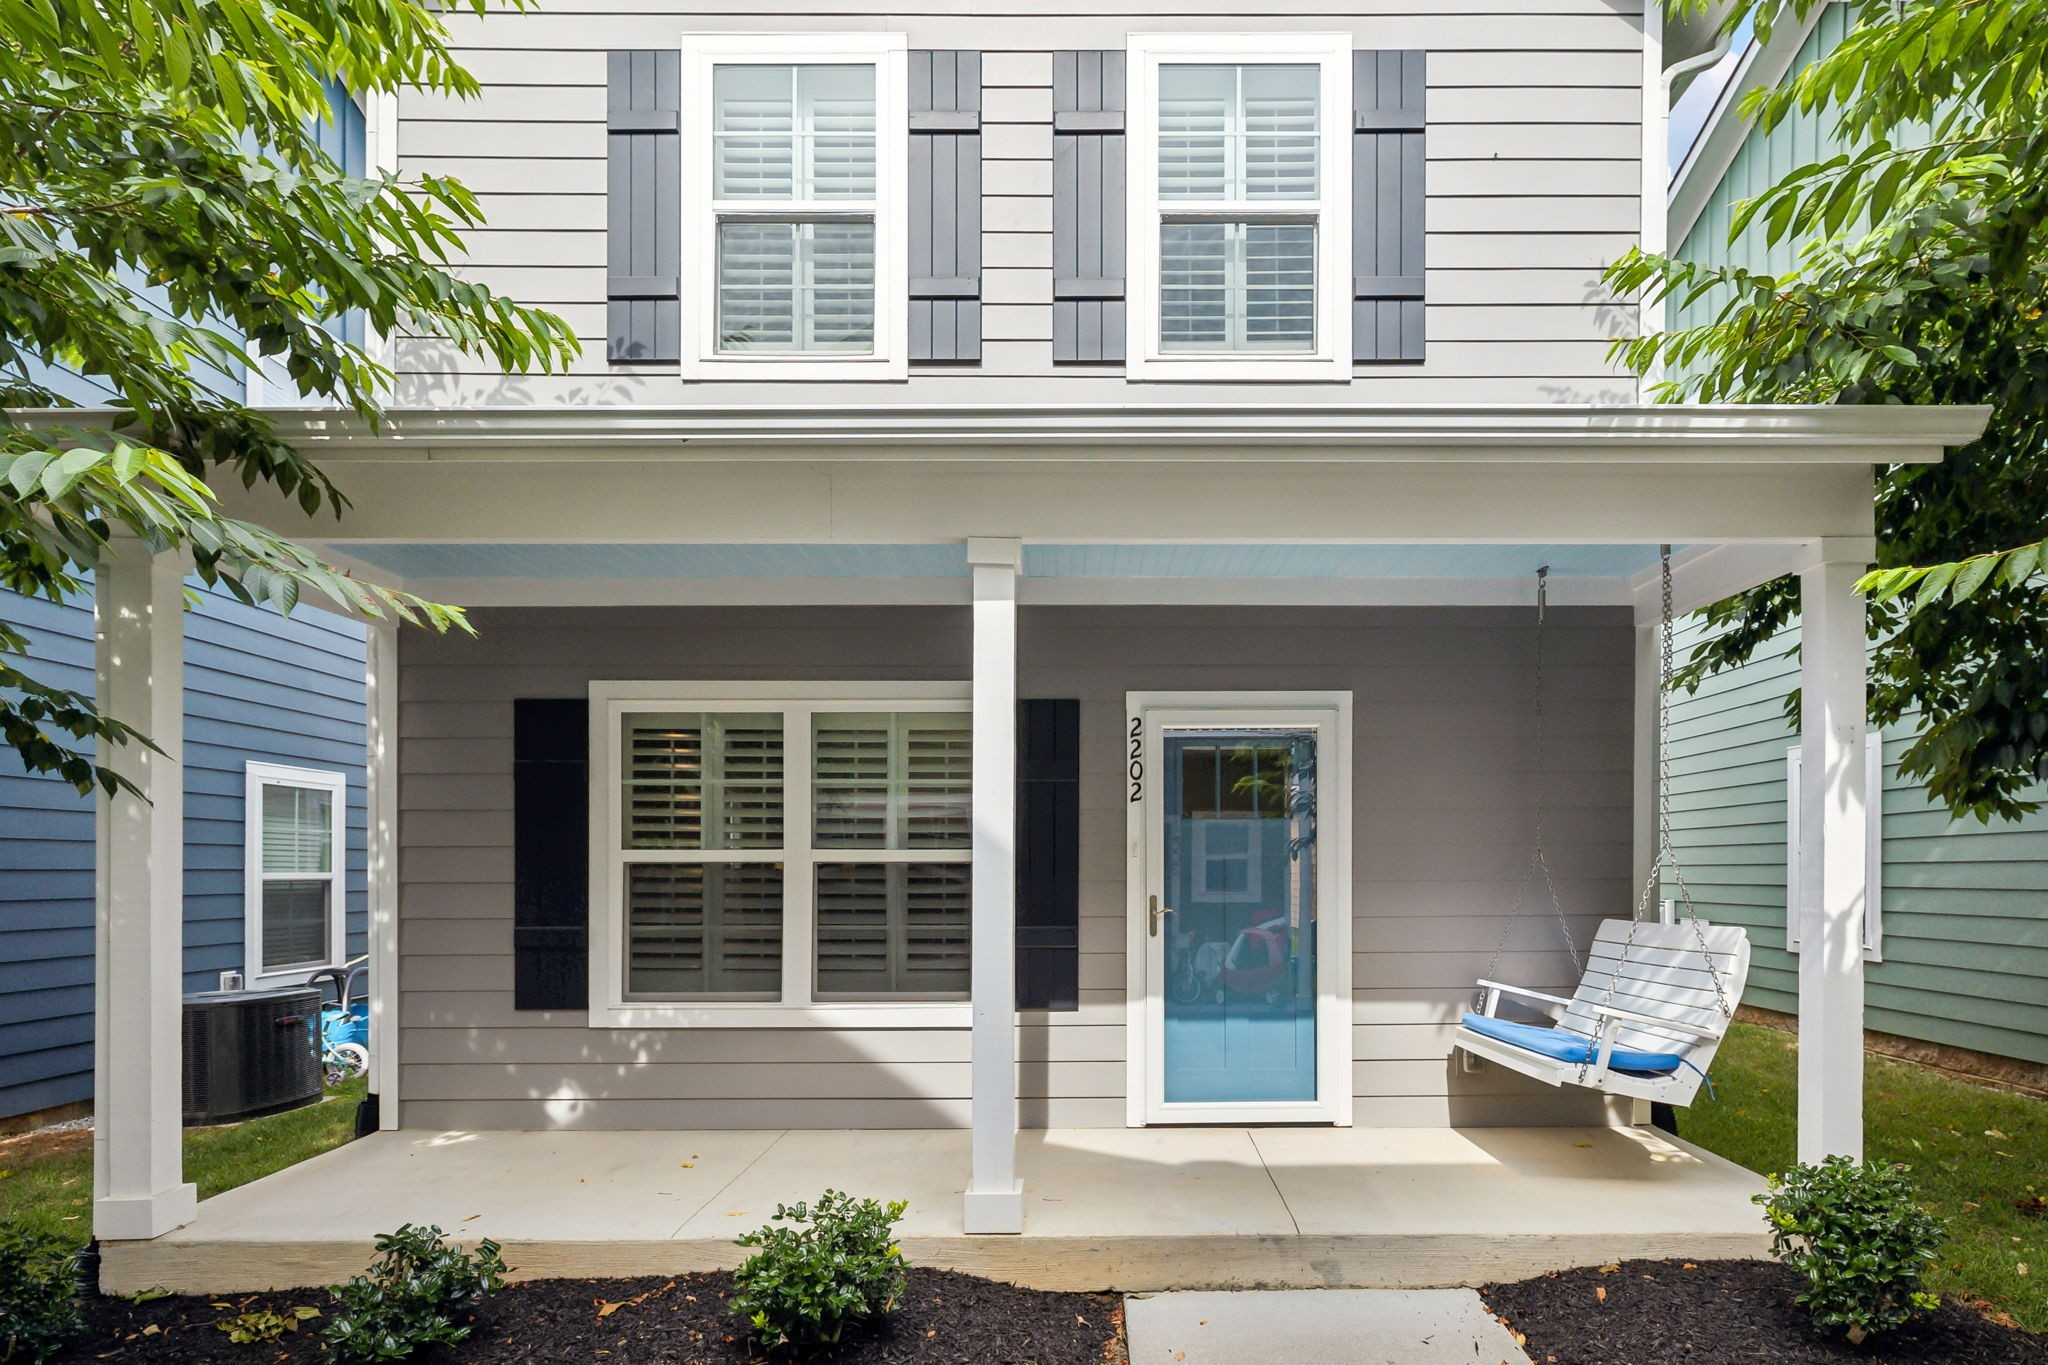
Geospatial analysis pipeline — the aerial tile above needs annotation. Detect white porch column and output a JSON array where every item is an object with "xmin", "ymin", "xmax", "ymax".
[
  {"xmin": 964, "ymin": 537, "xmax": 1023, "ymax": 1234},
  {"xmin": 365, "ymin": 622, "xmax": 401, "ymax": 1130},
  {"xmin": 1796, "ymin": 552, "xmax": 1871, "ymax": 1162},
  {"xmin": 92, "ymin": 540, "xmax": 198, "ymax": 1241}
]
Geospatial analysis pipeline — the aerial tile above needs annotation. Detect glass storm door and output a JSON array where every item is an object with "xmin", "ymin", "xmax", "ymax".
[{"xmin": 1142, "ymin": 710, "xmax": 1336, "ymax": 1119}]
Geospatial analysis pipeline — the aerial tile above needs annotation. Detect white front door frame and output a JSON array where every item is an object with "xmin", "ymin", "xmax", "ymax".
[{"xmin": 1124, "ymin": 691, "xmax": 1354, "ymax": 1127}]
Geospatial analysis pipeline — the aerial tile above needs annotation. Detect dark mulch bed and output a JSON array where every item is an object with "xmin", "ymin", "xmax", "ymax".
[
  {"xmin": 1481, "ymin": 1259, "xmax": 2048, "ymax": 1365},
  {"xmin": 58, "ymin": 1267, "xmax": 1123, "ymax": 1364}
]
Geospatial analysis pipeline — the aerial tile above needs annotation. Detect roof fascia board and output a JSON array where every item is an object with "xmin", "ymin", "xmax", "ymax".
[{"xmin": 17, "ymin": 403, "xmax": 1982, "ymax": 463}]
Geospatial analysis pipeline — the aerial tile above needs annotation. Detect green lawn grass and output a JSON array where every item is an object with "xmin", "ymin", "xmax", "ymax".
[
  {"xmin": 1684, "ymin": 1022, "xmax": 2048, "ymax": 1332},
  {"xmin": 0, "ymin": 1077, "xmax": 365, "ymax": 1246}
]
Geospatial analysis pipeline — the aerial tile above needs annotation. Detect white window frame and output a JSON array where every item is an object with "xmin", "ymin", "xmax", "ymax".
[
  {"xmin": 1125, "ymin": 33, "xmax": 1352, "ymax": 382},
  {"xmin": 588, "ymin": 681, "xmax": 972, "ymax": 1029},
  {"xmin": 243, "ymin": 761, "xmax": 349, "ymax": 985},
  {"xmin": 1190, "ymin": 819, "xmax": 1263, "ymax": 903},
  {"xmin": 1785, "ymin": 733, "xmax": 1884, "ymax": 961},
  {"xmin": 680, "ymin": 32, "xmax": 909, "ymax": 380}
]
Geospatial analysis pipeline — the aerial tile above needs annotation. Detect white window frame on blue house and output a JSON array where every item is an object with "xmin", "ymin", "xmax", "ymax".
[
  {"xmin": 1124, "ymin": 32, "xmax": 1352, "ymax": 382},
  {"xmin": 243, "ymin": 760, "xmax": 350, "ymax": 986},
  {"xmin": 586, "ymin": 680, "xmax": 974, "ymax": 1029},
  {"xmin": 679, "ymin": 32, "xmax": 910, "ymax": 381}
]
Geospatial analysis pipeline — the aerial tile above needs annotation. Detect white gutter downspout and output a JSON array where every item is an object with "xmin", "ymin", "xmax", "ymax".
[{"xmin": 1641, "ymin": 5, "xmax": 1737, "ymax": 376}]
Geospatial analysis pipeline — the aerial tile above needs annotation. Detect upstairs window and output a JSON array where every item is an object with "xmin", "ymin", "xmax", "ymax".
[
  {"xmin": 683, "ymin": 36, "xmax": 908, "ymax": 377},
  {"xmin": 1127, "ymin": 35, "xmax": 1351, "ymax": 380}
]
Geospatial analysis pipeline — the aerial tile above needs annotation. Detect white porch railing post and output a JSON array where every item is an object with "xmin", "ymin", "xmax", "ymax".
[
  {"xmin": 365, "ymin": 622, "xmax": 401, "ymax": 1130},
  {"xmin": 92, "ymin": 540, "xmax": 198, "ymax": 1242},
  {"xmin": 1796, "ymin": 552, "xmax": 1870, "ymax": 1162},
  {"xmin": 964, "ymin": 537, "xmax": 1023, "ymax": 1235}
]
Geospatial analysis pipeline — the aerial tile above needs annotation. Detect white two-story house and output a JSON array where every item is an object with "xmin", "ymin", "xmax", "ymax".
[{"xmin": 88, "ymin": 0, "xmax": 1988, "ymax": 1288}]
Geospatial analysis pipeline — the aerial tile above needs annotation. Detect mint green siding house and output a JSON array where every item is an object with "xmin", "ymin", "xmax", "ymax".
[{"xmin": 1667, "ymin": 2, "xmax": 2048, "ymax": 1080}]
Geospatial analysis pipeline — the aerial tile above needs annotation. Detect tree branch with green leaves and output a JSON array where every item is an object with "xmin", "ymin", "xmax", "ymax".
[
  {"xmin": 1612, "ymin": 0, "xmax": 2048, "ymax": 821},
  {"xmin": 1, "ymin": 0, "xmax": 579, "ymax": 794}
]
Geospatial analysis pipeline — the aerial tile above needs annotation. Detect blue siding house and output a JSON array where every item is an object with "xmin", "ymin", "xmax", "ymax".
[
  {"xmin": 0, "ymin": 76, "xmax": 375, "ymax": 1126},
  {"xmin": 0, "ymin": 584, "xmax": 369, "ymax": 1123}
]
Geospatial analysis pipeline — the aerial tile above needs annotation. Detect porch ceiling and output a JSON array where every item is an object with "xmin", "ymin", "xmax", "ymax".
[{"xmin": 328, "ymin": 541, "xmax": 1677, "ymax": 583}]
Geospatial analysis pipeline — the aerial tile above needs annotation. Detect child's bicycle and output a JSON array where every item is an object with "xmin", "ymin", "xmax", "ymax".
[{"xmin": 307, "ymin": 963, "xmax": 370, "ymax": 1086}]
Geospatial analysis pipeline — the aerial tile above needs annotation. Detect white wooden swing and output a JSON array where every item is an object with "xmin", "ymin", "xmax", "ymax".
[{"xmin": 1452, "ymin": 550, "xmax": 1751, "ymax": 1107}]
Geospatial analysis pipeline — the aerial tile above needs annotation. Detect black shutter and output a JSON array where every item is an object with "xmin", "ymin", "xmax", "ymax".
[
  {"xmin": 1015, "ymin": 698, "xmax": 1080, "ymax": 1010},
  {"xmin": 608, "ymin": 51, "xmax": 681, "ymax": 363},
  {"xmin": 514, "ymin": 699, "xmax": 589, "ymax": 1010},
  {"xmin": 1052, "ymin": 52, "xmax": 1125, "ymax": 363},
  {"xmin": 910, "ymin": 51, "xmax": 982, "ymax": 362},
  {"xmin": 1353, "ymin": 50, "xmax": 1426, "ymax": 363}
]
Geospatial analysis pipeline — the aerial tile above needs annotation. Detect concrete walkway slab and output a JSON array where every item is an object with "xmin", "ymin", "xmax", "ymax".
[{"xmin": 1124, "ymin": 1289, "xmax": 1533, "ymax": 1365}]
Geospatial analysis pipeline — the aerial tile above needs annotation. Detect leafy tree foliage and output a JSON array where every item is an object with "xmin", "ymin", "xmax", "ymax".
[
  {"xmin": 1, "ymin": 0, "xmax": 577, "ymax": 794},
  {"xmin": 1609, "ymin": 0, "xmax": 2048, "ymax": 820}
]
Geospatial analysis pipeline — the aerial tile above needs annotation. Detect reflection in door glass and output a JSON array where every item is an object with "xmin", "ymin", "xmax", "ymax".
[{"xmin": 1162, "ymin": 728, "xmax": 1317, "ymax": 1103}]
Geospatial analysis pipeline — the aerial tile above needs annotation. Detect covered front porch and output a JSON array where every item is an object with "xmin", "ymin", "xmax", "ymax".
[
  {"xmin": 101, "ymin": 1121, "xmax": 1768, "ymax": 1293},
  {"xmin": 84, "ymin": 403, "xmax": 1989, "ymax": 1284}
]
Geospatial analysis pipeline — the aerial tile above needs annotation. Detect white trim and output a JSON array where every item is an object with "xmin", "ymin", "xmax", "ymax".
[
  {"xmin": 364, "ymin": 624, "xmax": 401, "ymax": 1128},
  {"xmin": 586, "ymin": 680, "xmax": 974, "ymax": 1029},
  {"xmin": 1668, "ymin": 3, "xmax": 1833, "ymax": 248},
  {"xmin": 1125, "ymin": 34, "xmax": 1352, "ymax": 382},
  {"xmin": 379, "ymin": 573, "xmax": 1668, "ymax": 612},
  {"xmin": 965, "ymin": 542, "xmax": 1021, "ymax": 1233},
  {"xmin": 680, "ymin": 32, "xmax": 908, "ymax": 380},
  {"xmin": 93, "ymin": 541, "xmax": 198, "ymax": 1241},
  {"xmin": 1638, "ymin": 0, "xmax": 1666, "ymax": 361},
  {"xmin": 1785, "ymin": 733, "xmax": 1883, "ymax": 962},
  {"xmin": 223, "ymin": 402, "xmax": 1991, "ymax": 458},
  {"xmin": 1123, "ymin": 690, "xmax": 1354, "ymax": 1127},
  {"xmin": 243, "ymin": 760, "xmax": 350, "ymax": 986}
]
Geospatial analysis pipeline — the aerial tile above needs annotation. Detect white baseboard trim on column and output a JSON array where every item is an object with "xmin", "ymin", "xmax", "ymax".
[
  {"xmin": 962, "ymin": 1182, "xmax": 1024, "ymax": 1235},
  {"xmin": 94, "ymin": 1183, "xmax": 198, "ymax": 1243}
]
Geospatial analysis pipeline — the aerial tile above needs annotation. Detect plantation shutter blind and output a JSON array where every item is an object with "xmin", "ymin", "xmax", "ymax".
[
  {"xmin": 909, "ymin": 50, "xmax": 983, "ymax": 361},
  {"xmin": 513, "ymin": 699, "xmax": 590, "ymax": 1010},
  {"xmin": 814, "ymin": 713, "xmax": 973, "ymax": 997},
  {"xmin": 1052, "ymin": 51, "xmax": 1126, "ymax": 362},
  {"xmin": 1352, "ymin": 49, "xmax": 1426, "ymax": 363},
  {"xmin": 608, "ymin": 50, "xmax": 682, "ymax": 363},
  {"xmin": 1016, "ymin": 698, "xmax": 1080, "ymax": 1010}
]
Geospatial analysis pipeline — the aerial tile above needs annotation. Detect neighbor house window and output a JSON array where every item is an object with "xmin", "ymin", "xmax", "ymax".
[
  {"xmin": 592, "ymin": 684, "xmax": 970, "ymax": 1025},
  {"xmin": 1127, "ymin": 35, "xmax": 1350, "ymax": 380},
  {"xmin": 244, "ymin": 762, "xmax": 348, "ymax": 982},
  {"xmin": 683, "ymin": 35, "xmax": 908, "ymax": 377}
]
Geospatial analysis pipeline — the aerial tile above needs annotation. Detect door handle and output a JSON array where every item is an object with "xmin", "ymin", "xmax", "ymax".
[{"xmin": 1149, "ymin": 895, "xmax": 1174, "ymax": 937}]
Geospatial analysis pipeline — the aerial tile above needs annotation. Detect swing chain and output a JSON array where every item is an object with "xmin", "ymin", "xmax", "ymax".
[
  {"xmin": 1583, "ymin": 547, "xmax": 1731, "ymax": 1085},
  {"xmin": 1480, "ymin": 567, "xmax": 1583, "ymax": 1004}
]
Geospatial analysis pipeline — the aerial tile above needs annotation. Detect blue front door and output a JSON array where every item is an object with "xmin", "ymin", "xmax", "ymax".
[{"xmin": 1159, "ymin": 728, "xmax": 1319, "ymax": 1105}]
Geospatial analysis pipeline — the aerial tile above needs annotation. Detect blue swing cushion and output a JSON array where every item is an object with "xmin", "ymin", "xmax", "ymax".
[{"xmin": 1460, "ymin": 1012, "xmax": 1686, "ymax": 1075}]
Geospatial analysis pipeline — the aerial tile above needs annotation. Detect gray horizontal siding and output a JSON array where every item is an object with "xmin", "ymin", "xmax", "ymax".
[
  {"xmin": 396, "ymin": 604, "xmax": 1630, "ymax": 1130},
  {"xmin": 1662, "ymin": 613, "xmax": 2048, "ymax": 1068},
  {"xmin": 394, "ymin": 0, "xmax": 1644, "ymax": 403},
  {"xmin": 0, "ymin": 582, "xmax": 370, "ymax": 1121}
]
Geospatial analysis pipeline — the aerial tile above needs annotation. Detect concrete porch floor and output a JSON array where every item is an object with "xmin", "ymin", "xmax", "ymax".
[{"xmin": 101, "ymin": 1125, "xmax": 1771, "ymax": 1294}]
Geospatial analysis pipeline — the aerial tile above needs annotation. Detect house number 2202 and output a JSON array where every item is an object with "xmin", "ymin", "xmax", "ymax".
[{"xmin": 1127, "ymin": 716, "xmax": 1144, "ymax": 803}]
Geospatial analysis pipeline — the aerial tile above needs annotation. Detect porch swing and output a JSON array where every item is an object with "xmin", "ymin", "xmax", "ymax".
[{"xmin": 1451, "ymin": 548, "xmax": 1751, "ymax": 1108}]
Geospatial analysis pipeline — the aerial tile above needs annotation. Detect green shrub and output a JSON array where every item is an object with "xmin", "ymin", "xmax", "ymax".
[
  {"xmin": 323, "ymin": 1224, "xmax": 506, "ymax": 1363},
  {"xmin": 732, "ymin": 1190, "xmax": 908, "ymax": 1352},
  {"xmin": 0, "ymin": 1227, "xmax": 82, "ymax": 1365},
  {"xmin": 1757, "ymin": 1155, "xmax": 1946, "ymax": 1343}
]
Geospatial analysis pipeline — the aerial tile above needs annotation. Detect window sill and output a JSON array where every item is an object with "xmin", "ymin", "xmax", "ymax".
[
  {"xmin": 1126, "ymin": 356, "xmax": 1353, "ymax": 383},
  {"xmin": 589, "ymin": 1001, "xmax": 971, "ymax": 1030}
]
